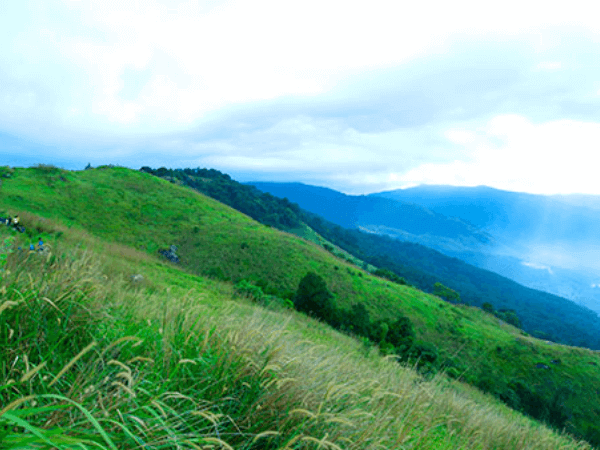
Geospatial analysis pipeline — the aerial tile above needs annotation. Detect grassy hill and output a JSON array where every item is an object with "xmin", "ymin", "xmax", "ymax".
[
  {"xmin": 1, "ymin": 165, "xmax": 600, "ymax": 448},
  {"xmin": 141, "ymin": 167, "xmax": 600, "ymax": 351}
]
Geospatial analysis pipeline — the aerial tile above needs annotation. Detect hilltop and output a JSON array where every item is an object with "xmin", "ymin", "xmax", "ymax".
[{"xmin": 1, "ymin": 165, "xmax": 600, "ymax": 448}]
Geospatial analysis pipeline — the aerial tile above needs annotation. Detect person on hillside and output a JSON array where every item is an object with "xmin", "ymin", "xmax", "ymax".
[
  {"xmin": 30, "ymin": 243, "xmax": 35, "ymax": 252},
  {"xmin": 38, "ymin": 238, "xmax": 44, "ymax": 252},
  {"xmin": 12, "ymin": 215, "xmax": 19, "ymax": 227},
  {"xmin": 5, "ymin": 216, "xmax": 11, "ymax": 227}
]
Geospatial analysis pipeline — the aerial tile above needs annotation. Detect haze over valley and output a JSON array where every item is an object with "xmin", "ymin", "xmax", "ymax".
[{"xmin": 249, "ymin": 182, "xmax": 600, "ymax": 313}]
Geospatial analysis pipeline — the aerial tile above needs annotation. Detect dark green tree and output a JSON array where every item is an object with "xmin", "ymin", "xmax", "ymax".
[
  {"xmin": 293, "ymin": 272, "xmax": 336, "ymax": 323},
  {"xmin": 374, "ymin": 268, "xmax": 407, "ymax": 285},
  {"xmin": 496, "ymin": 309, "xmax": 522, "ymax": 328},
  {"xmin": 368, "ymin": 320, "xmax": 389, "ymax": 344},
  {"xmin": 482, "ymin": 302, "xmax": 494, "ymax": 314},
  {"xmin": 433, "ymin": 282, "xmax": 461, "ymax": 303},
  {"xmin": 408, "ymin": 340, "xmax": 439, "ymax": 366},
  {"xmin": 386, "ymin": 315, "xmax": 415, "ymax": 352},
  {"xmin": 348, "ymin": 303, "xmax": 371, "ymax": 336}
]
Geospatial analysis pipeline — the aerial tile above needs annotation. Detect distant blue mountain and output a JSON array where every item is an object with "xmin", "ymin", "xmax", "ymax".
[
  {"xmin": 249, "ymin": 182, "xmax": 600, "ymax": 312},
  {"xmin": 248, "ymin": 182, "xmax": 492, "ymax": 247},
  {"xmin": 373, "ymin": 185, "xmax": 600, "ymax": 245},
  {"xmin": 372, "ymin": 185, "xmax": 600, "ymax": 311}
]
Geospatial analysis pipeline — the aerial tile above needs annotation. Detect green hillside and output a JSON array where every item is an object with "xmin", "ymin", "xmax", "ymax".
[
  {"xmin": 1, "ymin": 165, "xmax": 600, "ymax": 448},
  {"xmin": 138, "ymin": 167, "xmax": 600, "ymax": 351}
]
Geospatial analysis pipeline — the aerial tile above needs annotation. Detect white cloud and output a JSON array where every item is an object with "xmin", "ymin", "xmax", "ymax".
[
  {"xmin": 393, "ymin": 115, "xmax": 600, "ymax": 195},
  {"xmin": 445, "ymin": 129, "xmax": 477, "ymax": 145},
  {"xmin": 536, "ymin": 61, "xmax": 562, "ymax": 70},
  {"xmin": 5, "ymin": 0, "xmax": 599, "ymax": 135},
  {"xmin": 522, "ymin": 261, "xmax": 554, "ymax": 274},
  {"xmin": 2, "ymin": 0, "xmax": 600, "ymax": 198}
]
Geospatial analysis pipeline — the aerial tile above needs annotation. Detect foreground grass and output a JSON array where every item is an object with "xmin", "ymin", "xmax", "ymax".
[
  {"xmin": 0, "ymin": 225, "xmax": 592, "ymax": 449},
  {"xmin": 3, "ymin": 166, "xmax": 600, "ymax": 445}
]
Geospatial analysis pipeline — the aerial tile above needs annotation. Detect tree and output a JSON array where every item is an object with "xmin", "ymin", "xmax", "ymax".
[
  {"xmin": 408, "ymin": 340, "xmax": 439, "ymax": 366},
  {"xmin": 348, "ymin": 303, "xmax": 371, "ymax": 336},
  {"xmin": 433, "ymin": 282, "xmax": 461, "ymax": 303},
  {"xmin": 386, "ymin": 315, "xmax": 415, "ymax": 352},
  {"xmin": 374, "ymin": 268, "xmax": 407, "ymax": 285},
  {"xmin": 293, "ymin": 272, "xmax": 336, "ymax": 322},
  {"xmin": 368, "ymin": 320, "xmax": 389, "ymax": 344},
  {"xmin": 482, "ymin": 302, "xmax": 494, "ymax": 314},
  {"xmin": 497, "ymin": 309, "xmax": 522, "ymax": 328}
]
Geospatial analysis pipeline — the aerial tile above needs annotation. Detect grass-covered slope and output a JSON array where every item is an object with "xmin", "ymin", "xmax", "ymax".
[
  {"xmin": 245, "ymin": 179, "xmax": 600, "ymax": 350},
  {"xmin": 0, "ymin": 219, "xmax": 592, "ymax": 449},
  {"xmin": 1, "ymin": 165, "xmax": 600, "ymax": 447},
  {"xmin": 137, "ymin": 167, "xmax": 600, "ymax": 351}
]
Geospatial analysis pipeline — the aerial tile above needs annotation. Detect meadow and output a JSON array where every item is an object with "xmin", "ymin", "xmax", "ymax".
[{"xmin": 1, "ymin": 165, "xmax": 599, "ymax": 448}]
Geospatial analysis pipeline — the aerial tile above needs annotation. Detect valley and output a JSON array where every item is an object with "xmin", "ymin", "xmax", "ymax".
[{"xmin": 250, "ymin": 181, "xmax": 600, "ymax": 314}]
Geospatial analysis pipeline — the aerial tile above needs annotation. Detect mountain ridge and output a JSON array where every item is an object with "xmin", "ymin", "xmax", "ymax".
[{"xmin": 250, "ymin": 180, "xmax": 600, "ymax": 313}]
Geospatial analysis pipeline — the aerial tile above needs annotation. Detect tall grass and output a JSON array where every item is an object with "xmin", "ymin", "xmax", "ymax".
[
  {"xmin": 4, "ymin": 167, "xmax": 600, "ymax": 447},
  {"xmin": 0, "ymin": 227, "xmax": 592, "ymax": 449}
]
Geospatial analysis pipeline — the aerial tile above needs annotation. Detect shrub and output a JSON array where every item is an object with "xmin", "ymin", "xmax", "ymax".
[
  {"xmin": 496, "ymin": 309, "xmax": 522, "ymax": 328},
  {"xmin": 293, "ymin": 272, "xmax": 337, "ymax": 323},
  {"xmin": 205, "ymin": 267, "xmax": 228, "ymax": 281},
  {"xmin": 433, "ymin": 282, "xmax": 461, "ymax": 303},
  {"xmin": 408, "ymin": 340, "xmax": 439, "ymax": 372},
  {"xmin": 348, "ymin": 303, "xmax": 371, "ymax": 336},
  {"xmin": 386, "ymin": 315, "xmax": 415, "ymax": 352},
  {"xmin": 368, "ymin": 320, "xmax": 389, "ymax": 344},
  {"xmin": 0, "ymin": 166, "xmax": 14, "ymax": 178},
  {"xmin": 482, "ymin": 302, "xmax": 494, "ymax": 314},
  {"xmin": 374, "ymin": 268, "xmax": 407, "ymax": 285},
  {"xmin": 235, "ymin": 279, "xmax": 265, "ymax": 302}
]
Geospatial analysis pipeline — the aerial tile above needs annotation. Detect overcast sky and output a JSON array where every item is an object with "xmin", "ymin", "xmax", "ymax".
[{"xmin": 1, "ymin": 0, "xmax": 600, "ymax": 195}]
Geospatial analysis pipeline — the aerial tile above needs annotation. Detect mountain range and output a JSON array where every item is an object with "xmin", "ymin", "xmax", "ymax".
[
  {"xmin": 132, "ymin": 169, "xmax": 600, "ymax": 350},
  {"xmin": 249, "ymin": 182, "xmax": 600, "ymax": 313}
]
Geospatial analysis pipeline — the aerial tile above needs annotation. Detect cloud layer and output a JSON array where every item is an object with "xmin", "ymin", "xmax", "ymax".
[{"xmin": 2, "ymin": 0, "xmax": 600, "ymax": 194}]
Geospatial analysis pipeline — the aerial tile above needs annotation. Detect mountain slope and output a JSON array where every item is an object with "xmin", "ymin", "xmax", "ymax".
[
  {"xmin": 244, "ymin": 179, "xmax": 600, "ymax": 349},
  {"xmin": 2, "ymin": 165, "xmax": 600, "ymax": 446},
  {"xmin": 0, "ymin": 207, "xmax": 594, "ymax": 450},
  {"xmin": 374, "ymin": 185, "xmax": 600, "ymax": 271},
  {"xmin": 248, "ymin": 181, "xmax": 493, "ymax": 250},
  {"xmin": 372, "ymin": 185, "xmax": 600, "ymax": 311}
]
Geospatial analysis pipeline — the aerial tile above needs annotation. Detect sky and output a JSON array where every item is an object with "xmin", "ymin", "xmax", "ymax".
[{"xmin": 1, "ymin": 0, "xmax": 600, "ymax": 195}]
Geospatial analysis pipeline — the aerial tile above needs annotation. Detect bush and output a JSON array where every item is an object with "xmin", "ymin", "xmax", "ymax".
[
  {"xmin": 368, "ymin": 320, "xmax": 389, "ymax": 344},
  {"xmin": 293, "ymin": 272, "xmax": 337, "ymax": 323},
  {"xmin": 373, "ymin": 268, "xmax": 407, "ymax": 285},
  {"xmin": 433, "ymin": 282, "xmax": 461, "ymax": 303},
  {"xmin": 347, "ymin": 303, "xmax": 371, "ymax": 336},
  {"xmin": 386, "ymin": 315, "xmax": 415, "ymax": 351},
  {"xmin": 496, "ymin": 309, "xmax": 522, "ymax": 328},
  {"xmin": 482, "ymin": 302, "xmax": 494, "ymax": 314},
  {"xmin": 235, "ymin": 279, "xmax": 265, "ymax": 302},
  {"xmin": 205, "ymin": 267, "xmax": 228, "ymax": 281},
  {"xmin": 407, "ymin": 340, "xmax": 439, "ymax": 373}
]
